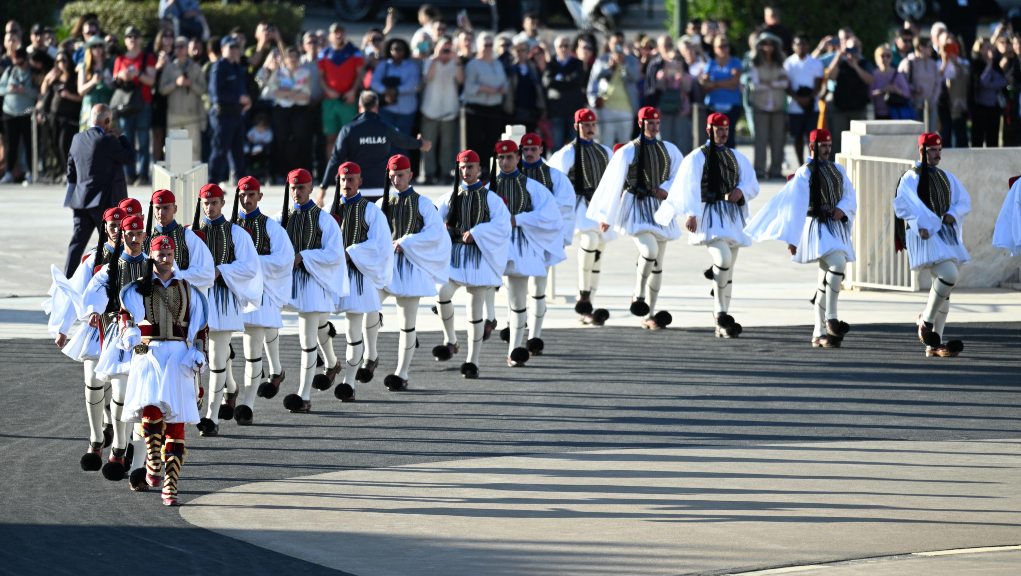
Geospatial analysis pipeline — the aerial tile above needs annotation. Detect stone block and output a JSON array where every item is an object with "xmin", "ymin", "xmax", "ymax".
[{"xmin": 850, "ymin": 119, "xmax": 925, "ymax": 136}]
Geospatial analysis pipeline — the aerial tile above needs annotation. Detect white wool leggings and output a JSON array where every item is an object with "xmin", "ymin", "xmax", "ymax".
[
  {"xmin": 240, "ymin": 326, "xmax": 266, "ymax": 409},
  {"xmin": 437, "ymin": 281, "xmax": 488, "ymax": 365},
  {"xmin": 812, "ymin": 252, "xmax": 848, "ymax": 337},
  {"xmin": 342, "ymin": 312, "xmax": 365, "ymax": 387},
  {"xmin": 297, "ymin": 312, "xmax": 329, "ymax": 401},
  {"xmin": 263, "ymin": 328, "xmax": 282, "ymax": 376},
  {"xmin": 83, "ymin": 359, "xmax": 109, "ymax": 445},
  {"xmin": 577, "ymin": 230, "xmax": 605, "ymax": 295},
  {"xmin": 377, "ymin": 292, "xmax": 420, "ymax": 380},
  {"xmin": 506, "ymin": 275, "xmax": 530, "ymax": 352},
  {"xmin": 528, "ymin": 274, "xmax": 548, "ymax": 340},
  {"xmin": 923, "ymin": 260, "xmax": 959, "ymax": 337},
  {"xmin": 633, "ymin": 233, "xmax": 667, "ymax": 318},
  {"xmin": 707, "ymin": 240, "xmax": 740, "ymax": 315},
  {"xmin": 108, "ymin": 375, "xmax": 127, "ymax": 451},
  {"xmin": 203, "ymin": 330, "xmax": 233, "ymax": 424}
]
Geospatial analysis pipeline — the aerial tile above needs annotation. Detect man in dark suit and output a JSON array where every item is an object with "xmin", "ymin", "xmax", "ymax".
[{"xmin": 64, "ymin": 104, "xmax": 134, "ymax": 277}]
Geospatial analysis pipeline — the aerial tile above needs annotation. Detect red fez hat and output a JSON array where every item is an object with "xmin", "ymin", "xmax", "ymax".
[
  {"xmin": 121, "ymin": 215, "xmax": 144, "ymax": 231},
  {"xmin": 707, "ymin": 112, "xmax": 730, "ymax": 127},
  {"xmin": 338, "ymin": 161, "xmax": 361, "ymax": 176},
  {"xmin": 151, "ymin": 189, "xmax": 175, "ymax": 205},
  {"xmin": 118, "ymin": 198, "xmax": 143, "ymax": 216},
  {"xmin": 637, "ymin": 106, "xmax": 660, "ymax": 120},
  {"xmin": 494, "ymin": 140, "xmax": 518, "ymax": 155},
  {"xmin": 150, "ymin": 235, "xmax": 175, "ymax": 253},
  {"xmin": 456, "ymin": 149, "xmax": 480, "ymax": 163},
  {"xmin": 918, "ymin": 132, "xmax": 942, "ymax": 147},
  {"xmin": 809, "ymin": 129, "xmax": 832, "ymax": 144},
  {"xmin": 199, "ymin": 183, "xmax": 225, "ymax": 199},
  {"xmin": 387, "ymin": 154, "xmax": 411, "ymax": 171},
  {"xmin": 237, "ymin": 175, "xmax": 260, "ymax": 191},
  {"xmin": 574, "ymin": 108, "xmax": 597, "ymax": 123},
  {"xmin": 612, "ymin": 143, "xmax": 625, "ymax": 153},
  {"xmin": 288, "ymin": 168, "xmax": 313, "ymax": 185},
  {"xmin": 103, "ymin": 207, "xmax": 125, "ymax": 222},
  {"xmin": 519, "ymin": 133, "xmax": 542, "ymax": 148}
]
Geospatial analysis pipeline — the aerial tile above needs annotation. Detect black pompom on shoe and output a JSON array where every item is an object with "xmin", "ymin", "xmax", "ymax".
[
  {"xmin": 384, "ymin": 374, "xmax": 408, "ymax": 391},
  {"xmin": 355, "ymin": 359, "xmax": 377, "ymax": 383},
  {"xmin": 101, "ymin": 457, "xmax": 126, "ymax": 481},
  {"xmin": 630, "ymin": 298, "xmax": 650, "ymax": 317},
  {"xmin": 218, "ymin": 395, "xmax": 236, "ymax": 421},
  {"xmin": 460, "ymin": 362, "xmax": 479, "ymax": 379},
  {"xmin": 311, "ymin": 373, "xmax": 332, "ymax": 391},
  {"xmin": 509, "ymin": 347, "xmax": 530, "ymax": 366},
  {"xmin": 80, "ymin": 449, "xmax": 103, "ymax": 472},
  {"xmin": 592, "ymin": 308, "xmax": 610, "ymax": 325},
  {"xmin": 334, "ymin": 383, "xmax": 356, "ymax": 401},
  {"xmin": 283, "ymin": 393, "xmax": 305, "ymax": 412},
  {"xmin": 432, "ymin": 343, "xmax": 454, "ymax": 361},
  {"xmin": 197, "ymin": 417, "xmax": 218, "ymax": 437},
  {"xmin": 574, "ymin": 299, "xmax": 594, "ymax": 315},
  {"xmin": 726, "ymin": 322, "xmax": 743, "ymax": 338},
  {"xmin": 715, "ymin": 313, "xmax": 736, "ymax": 329},
  {"xmin": 128, "ymin": 467, "xmax": 148, "ymax": 492},
  {"xmin": 946, "ymin": 339, "xmax": 964, "ymax": 354},
  {"xmin": 499, "ymin": 326, "xmax": 510, "ymax": 342},
  {"xmin": 526, "ymin": 337, "xmax": 544, "ymax": 355},
  {"xmin": 703, "ymin": 266, "xmax": 715, "ymax": 280},
  {"xmin": 257, "ymin": 381, "xmax": 279, "ymax": 399},
  {"xmin": 102, "ymin": 424, "xmax": 114, "ymax": 448},
  {"xmin": 653, "ymin": 311, "xmax": 673, "ymax": 328},
  {"xmin": 234, "ymin": 405, "xmax": 254, "ymax": 426}
]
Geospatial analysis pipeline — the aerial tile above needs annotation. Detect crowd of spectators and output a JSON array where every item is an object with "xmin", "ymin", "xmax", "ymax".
[{"xmin": 3, "ymin": 5, "xmax": 1021, "ymax": 186}]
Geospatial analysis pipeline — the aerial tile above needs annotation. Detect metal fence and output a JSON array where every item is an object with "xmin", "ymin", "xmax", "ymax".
[{"xmin": 837, "ymin": 153, "xmax": 919, "ymax": 291}]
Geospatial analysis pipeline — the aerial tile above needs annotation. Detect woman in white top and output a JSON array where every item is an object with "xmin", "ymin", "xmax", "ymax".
[
  {"xmin": 261, "ymin": 46, "xmax": 312, "ymax": 178},
  {"xmin": 463, "ymin": 33, "xmax": 509, "ymax": 170}
]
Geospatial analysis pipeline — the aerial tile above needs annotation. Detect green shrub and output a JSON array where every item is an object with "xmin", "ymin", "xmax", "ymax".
[{"xmin": 61, "ymin": 1, "xmax": 304, "ymax": 46}]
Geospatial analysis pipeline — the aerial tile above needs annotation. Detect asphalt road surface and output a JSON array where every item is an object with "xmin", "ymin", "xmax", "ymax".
[{"xmin": 1, "ymin": 322, "xmax": 1019, "ymax": 575}]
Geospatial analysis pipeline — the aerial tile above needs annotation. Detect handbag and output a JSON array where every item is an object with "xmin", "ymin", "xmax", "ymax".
[
  {"xmin": 111, "ymin": 83, "xmax": 143, "ymax": 117},
  {"xmin": 884, "ymin": 71, "xmax": 911, "ymax": 108}
]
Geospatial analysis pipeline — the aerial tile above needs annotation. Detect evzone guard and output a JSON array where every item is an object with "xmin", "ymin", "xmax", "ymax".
[
  {"xmin": 993, "ymin": 175, "xmax": 1021, "ymax": 257},
  {"xmin": 234, "ymin": 176, "xmax": 294, "ymax": 426},
  {"xmin": 516, "ymin": 132, "xmax": 575, "ymax": 355},
  {"xmin": 46, "ymin": 206, "xmax": 126, "ymax": 471},
  {"xmin": 656, "ymin": 112, "xmax": 760, "ymax": 338},
  {"xmin": 745, "ymin": 129, "xmax": 857, "ymax": 347},
  {"xmin": 589, "ymin": 106, "xmax": 683, "ymax": 330},
  {"xmin": 318, "ymin": 161, "xmax": 393, "ymax": 402},
  {"xmin": 118, "ymin": 234, "xmax": 209, "ymax": 506},
  {"xmin": 893, "ymin": 132, "xmax": 971, "ymax": 357},
  {"xmin": 81, "ymin": 213, "xmax": 149, "ymax": 480},
  {"xmin": 363, "ymin": 154, "xmax": 450, "ymax": 391},
  {"xmin": 193, "ymin": 183, "xmax": 263, "ymax": 436},
  {"xmin": 489, "ymin": 139, "xmax": 564, "ymax": 366},
  {"xmin": 433, "ymin": 150, "xmax": 511, "ymax": 379},
  {"xmin": 548, "ymin": 108, "xmax": 614, "ymax": 326},
  {"xmin": 277, "ymin": 168, "xmax": 348, "ymax": 413}
]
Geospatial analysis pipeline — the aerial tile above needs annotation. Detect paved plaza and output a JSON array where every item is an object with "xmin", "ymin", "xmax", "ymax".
[{"xmin": 0, "ymin": 173, "xmax": 1018, "ymax": 575}]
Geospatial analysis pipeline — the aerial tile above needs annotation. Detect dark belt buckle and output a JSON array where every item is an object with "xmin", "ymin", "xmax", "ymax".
[{"xmin": 134, "ymin": 343, "xmax": 149, "ymax": 355}]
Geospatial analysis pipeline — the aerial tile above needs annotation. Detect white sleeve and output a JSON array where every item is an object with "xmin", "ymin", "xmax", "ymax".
[
  {"xmin": 218, "ymin": 224, "xmax": 264, "ymax": 311},
  {"xmin": 656, "ymin": 150, "xmax": 702, "ymax": 225},
  {"xmin": 472, "ymin": 191, "xmax": 512, "ymax": 279},
  {"xmin": 301, "ymin": 211, "xmax": 349, "ymax": 299},
  {"xmin": 893, "ymin": 171, "xmax": 941, "ymax": 232},
  {"xmin": 178, "ymin": 229, "xmax": 215, "ymax": 292},
  {"xmin": 659, "ymin": 142, "xmax": 685, "ymax": 192},
  {"xmin": 82, "ymin": 266, "xmax": 112, "ymax": 318},
  {"xmin": 516, "ymin": 180, "xmax": 566, "ymax": 263},
  {"xmin": 945, "ymin": 172, "xmax": 971, "ymax": 224},
  {"xmin": 346, "ymin": 203, "xmax": 394, "ymax": 289},
  {"xmin": 735, "ymin": 149, "xmax": 760, "ymax": 202},
  {"xmin": 547, "ymin": 145, "xmax": 574, "ymax": 174},
  {"xmin": 260, "ymin": 217, "xmax": 296, "ymax": 308},
  {"xmin": 586, "ymin": 145, "xmax": 632, "ymax": 225},
  {"xmin": 835, "ymin": 163, "xmax": 857, "ymax": 222},
  {"xmin": 744, "ymin": 167, "xmax": 809, "ymax": 247},
  {"xmin": 394, "ymin": 195, "xmax": 451, "ymax": 285},
  {"xmin": 549, "ymin": 166, "xmax": 577, "ymax": 245},
  {"xmin": 993, "ymin": 180, "xmax": 1021, "ymax": 255}
]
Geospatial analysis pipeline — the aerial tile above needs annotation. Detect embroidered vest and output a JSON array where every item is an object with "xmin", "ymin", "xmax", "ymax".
[
  {"xmin": 337, "ymin": 197, "xmax": 370, "ymax": 248},
  {"xmin": 521, "ymin": 162, "xmax": 553, "ymax": 192},
  {"xmin": 103, "ymin": 255, "xmax": 148, "ymax": 315},
  {"xmin": 568, "ymin": 141, "xmax": 610, "ymax": 201},
  {"xmin": 239, "ymin": 212, "xmax": 272, "ymax": 255},
  {"xmin": 199, "ymin": 218, "xmax": 236, "ymax": 266},
  {"xmin": 808, "ymin": 161, "xmax": 844, "ymax": 217},
  {"xmin": 447, "ymin": 185, "xmax": 491, "ymax": 243},
  {"xmin": 915, "ymin": 166, "xmax": 952, "ymax": 216},
  {"xmin": 626, "ymin": 139, "xmax": 671, "ymax": 197},
  {"xmin": 286, "ymin": 205, "xmax": 324, "ymax": 253},
  {"xmin": 140, "ymin": 279, "xmax": 190, "ymax": 340},
  {"xmin": 389, "ymin": 191, "xmax": 425, "ymax": 240},
  {"xmin": 494, "ymin": 172, "xmax": 533, "ymax": 216},
  {"xmin": 700, "ymin": 144, "xmax": 739, "ymax": 203},
  {"xmin": 146, "ymin": 224, "xmax": 190, "ymax": 271}
]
